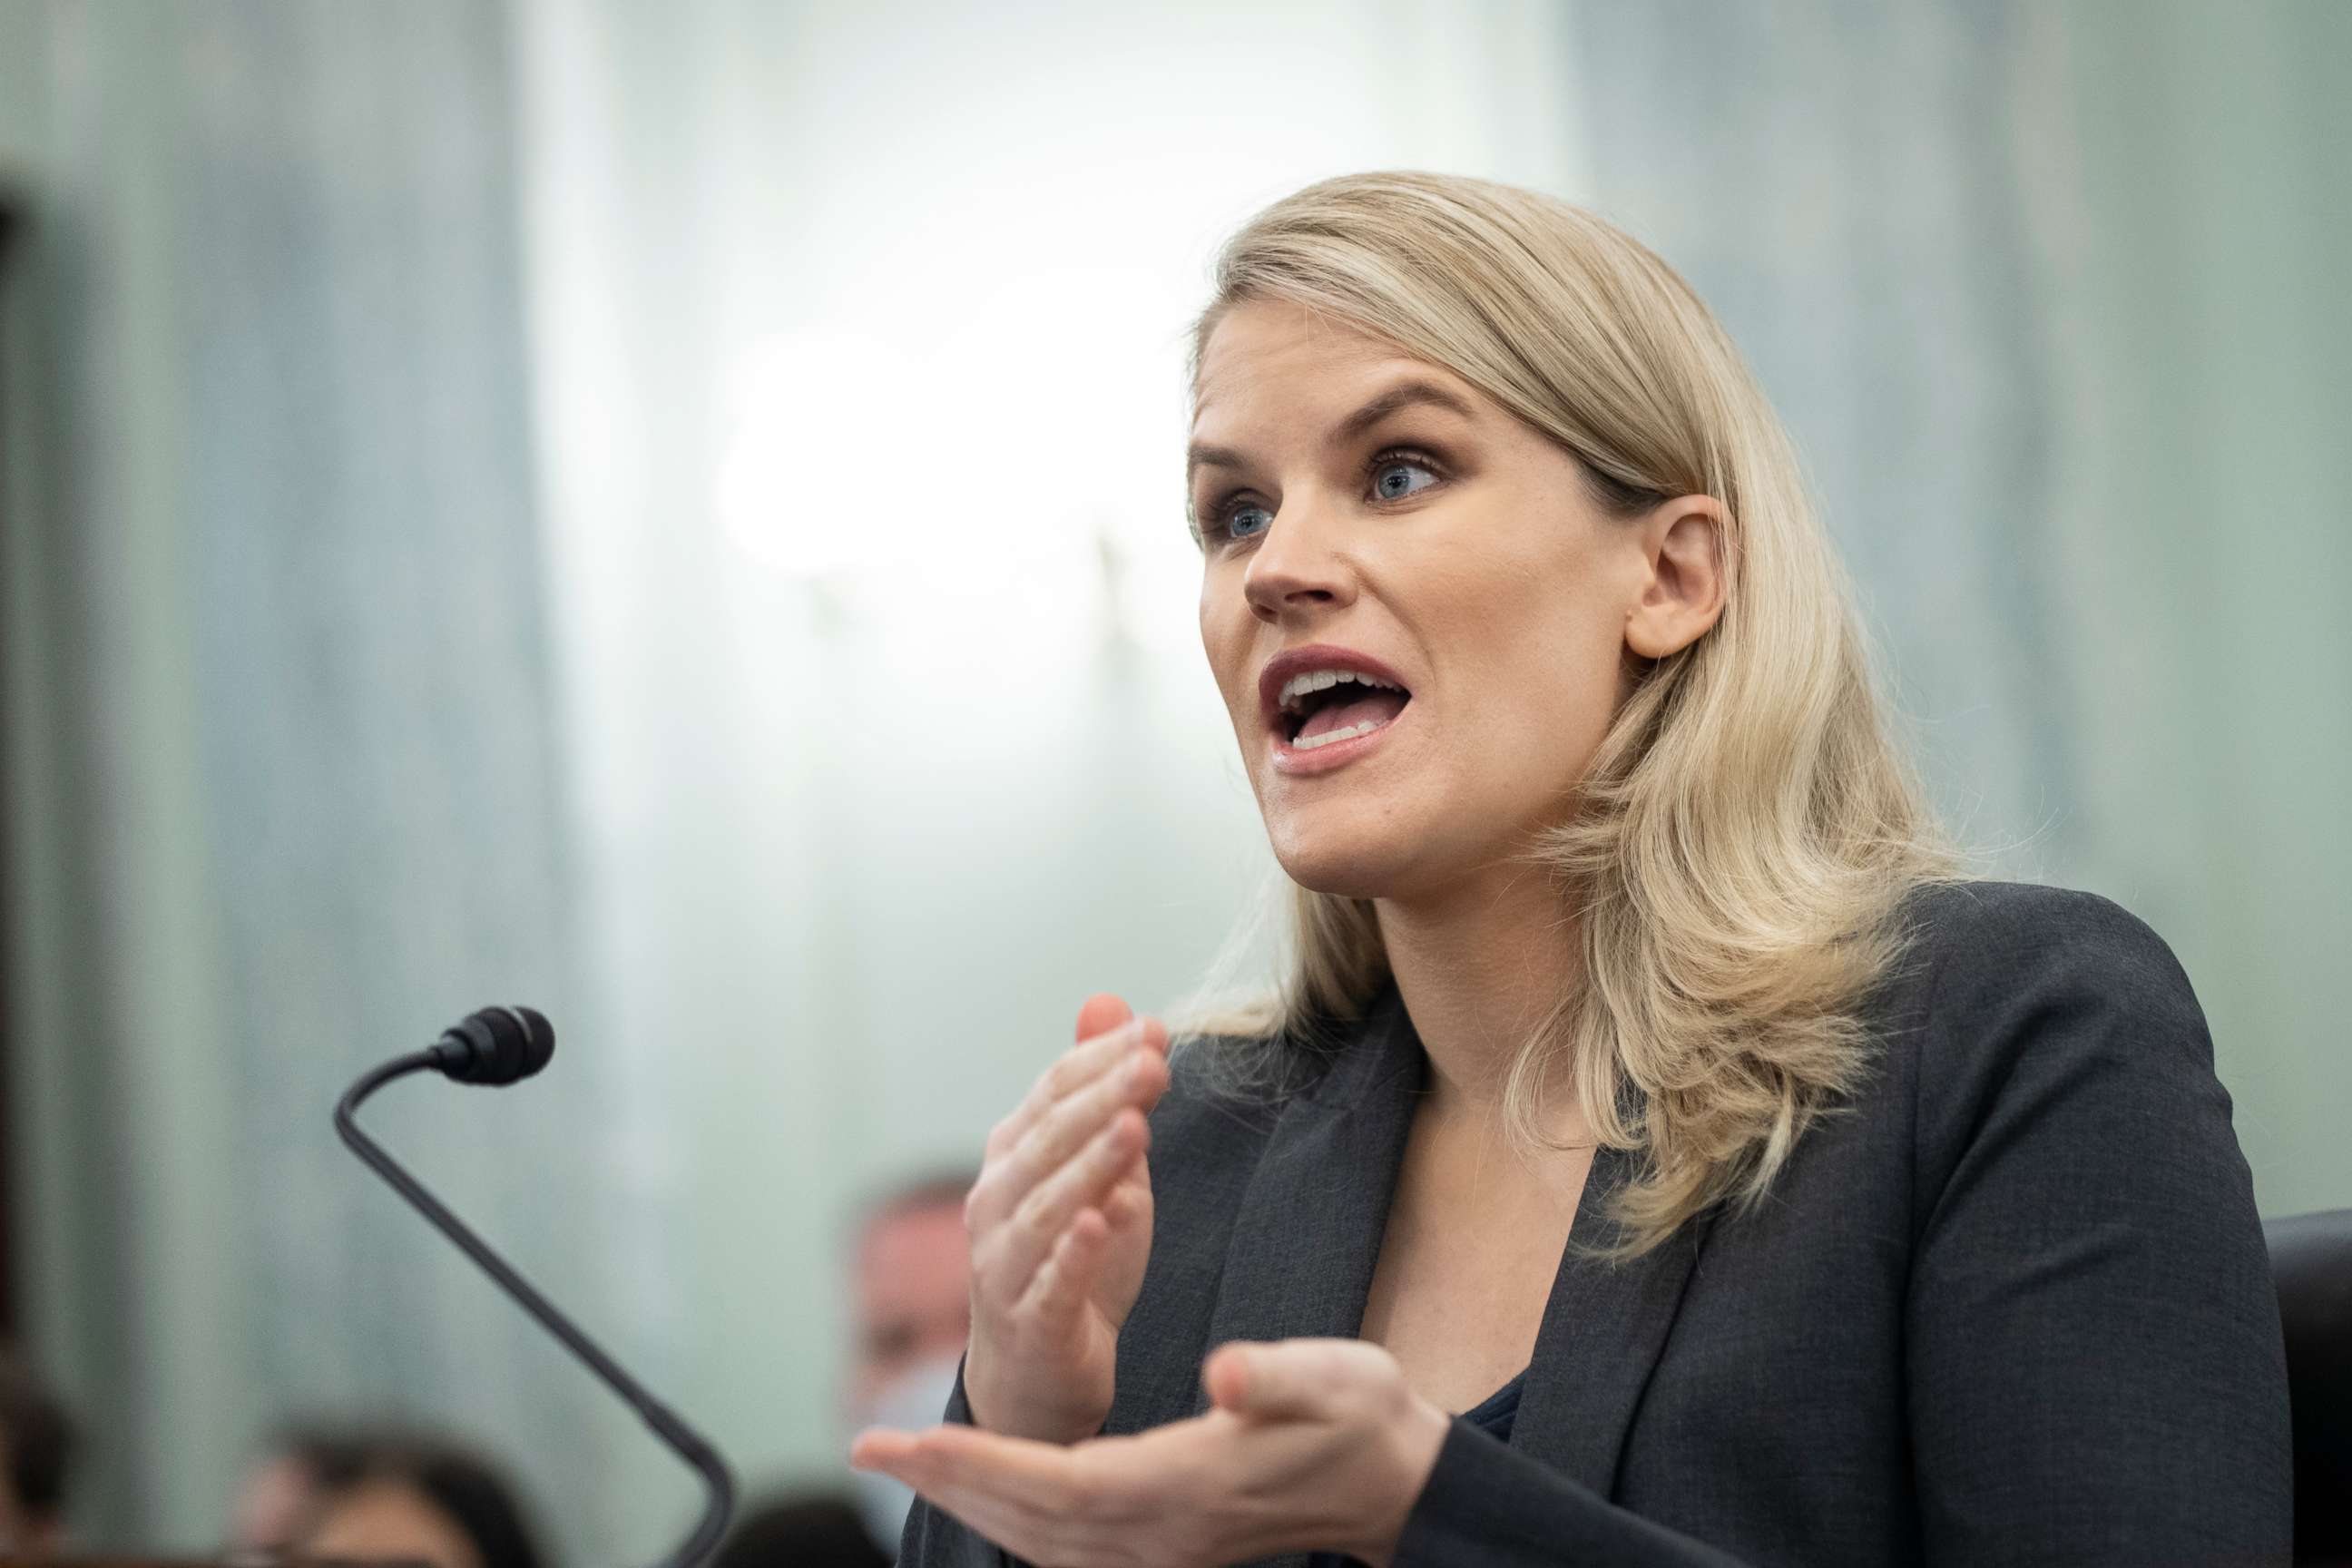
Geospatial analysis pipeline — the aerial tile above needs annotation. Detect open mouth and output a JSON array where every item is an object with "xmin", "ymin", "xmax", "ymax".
[{"xmin": 1274, "ymin": 669, "xmax": 1413, "ymax": 751}]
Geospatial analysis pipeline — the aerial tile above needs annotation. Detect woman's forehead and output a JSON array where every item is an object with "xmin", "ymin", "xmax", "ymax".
[
  {"xmin": 1191, "ymin": 299, "xmax": 1483, "ymax": 439},
  {"xmin": 1196, "ymin": 299, "xmax": 1403, "ymax": 398}
]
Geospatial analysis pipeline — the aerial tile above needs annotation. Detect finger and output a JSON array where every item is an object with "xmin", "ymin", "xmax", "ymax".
[
  {"xmin": 848, "ymin": 1426, "xmax": 919, "ymax": 1471},
  {"xmin": 1074, "ymin": 992, "xmax": 1132, "ymax": 1044},
  {"xmin": 855, "ymin": 1440, "xmax": 1055, "ymax": 1563},
  {"xmin": 973, "ymin": 1039, "xmax": 1163, "ymax": 1260},
  {"xmin": 1010, "ymin": 1203, "xmax": 1110, "ymax": 1326},
  {"xmin": 966, "ymin": 1018, "xmax": 1157, "ymax": 1231},
  {"xmin": 1005, "ymin": 1042, "xmax": 1164, "ymax": 1200},
  {"xmin": 900, "ymin": 1424, "xmax": 1142, "ymax": 1517},
  {"xmin": 874, "ymin": 1422, "xmax": 1234, "ymax": 1563},
  {"xmin": 985, "ymin": 1013, "xmax": 1161, "ymax": 1167},
  {"xmin": 865, "ymin": 1425, "xmax": 1077, "ymax": 1521},
  {"xmin": 986, "ymin": 1110, "xmax": 1150, "ymax": 1298},
  {"xmin": 1003, "ymin": 1015, "xmax": 1143, "ymax": 1146},
  {"xmin": 1100, "ymin": 1176, "xmax": 1149, "ymax": 1235},
  {"xmin": 897, "ymin": 1424, "xmax": 1217, "ymax": 1553},
  {"xmin": 1203, "ymin": 1339, "xmax": 1362, "ymax": 1421}
]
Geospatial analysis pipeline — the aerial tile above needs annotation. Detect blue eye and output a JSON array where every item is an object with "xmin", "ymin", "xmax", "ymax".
[
  {"xmin": 1372, "ymin": 458, "xmax": 1438, "ymax": 502},
  {"xmin": 1225, "ymin": 502, "xmax": 1275, "ymax": 539}
]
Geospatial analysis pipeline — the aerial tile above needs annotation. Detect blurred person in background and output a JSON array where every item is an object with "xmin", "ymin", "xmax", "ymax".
[
  {"xmin": 226, "ymin": 1425, "xmax": 368, "ymax": 1556},
  {"xmin": 711, "ymin": 1490, "xmax": 888, "ymax": 1568},
  {"xmin": 704, "ymin": 1168, "xmax": 973, "ymax": 1566},
  {"xmin": 289, "ymin": 1432, "xmax": 551, "ymax": 1568},
  {"xmin": 857, "ymin": 172, "xmax": 2291, "ymax": 1566},
  {"xmin": 839, "ymin": 1168, "xmax": 976, "ymax": 1559},
  {"xmin": 0, "ymin": 1349, "xmax": 72, "ymax": 1558}
]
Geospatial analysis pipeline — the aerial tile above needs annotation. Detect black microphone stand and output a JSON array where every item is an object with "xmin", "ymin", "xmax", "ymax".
[{"xmin": 337, "ymin": 1050, "xmax": 735, "ymax": 1566}]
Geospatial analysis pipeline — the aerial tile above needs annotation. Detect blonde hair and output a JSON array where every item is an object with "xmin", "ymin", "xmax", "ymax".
[{"xmin": 1179, "ymin": 172, "xmax": 1964, "ymax": 1254}]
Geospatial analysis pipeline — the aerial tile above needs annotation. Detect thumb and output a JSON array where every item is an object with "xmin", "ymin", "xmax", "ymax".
[{"xmin": 1204, "ymin": 1339, "xmax": 1348, "ymax": 1421}]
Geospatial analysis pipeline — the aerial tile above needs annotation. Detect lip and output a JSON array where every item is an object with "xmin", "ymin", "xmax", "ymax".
[
  {"xmin": 1257, "ymin": 642, "xmax": 1415, "ymax": 777},
  {"xmin": 1270, "ymin": 709, "xmax": 1406, "ymax": 775}
]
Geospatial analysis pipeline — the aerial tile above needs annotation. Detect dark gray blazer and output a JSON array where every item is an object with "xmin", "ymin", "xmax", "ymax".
[{"xmin": 904, "ymin": 881, "xmax": 2293, "ymax": 1565}]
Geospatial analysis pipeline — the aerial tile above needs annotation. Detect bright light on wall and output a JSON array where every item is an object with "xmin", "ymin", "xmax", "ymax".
[
  {"xmin": 716, "ymin": 267, "xmax": 1191, "ymax": 581},
  {"xmin": 702, "ymin": 1, "xmax": 1585, "ymax": 664},
  {"xmin": 716, "ymin": 327, "xmax": 923, "ymax": 580},
  {"xmin": 714, "ymin": 261, "xmax": 1205, "ymax": 667}
]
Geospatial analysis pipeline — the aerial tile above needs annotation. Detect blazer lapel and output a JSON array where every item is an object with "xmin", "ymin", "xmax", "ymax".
[
  {"xmin": 1192, "ymin": 991, "xmax": 1424, "ymax": 1568},
  {"xmin": 1198, "ymin": 987, "xmax": 1426, "ymax": 1377},
  {"xmin": 1197, "ymin": 984, "xmax": 1714, "ymax": 1534},
  {"xmin": 1509, "ymin": 1146, "xmax": 1716, "ymax": 1498}
]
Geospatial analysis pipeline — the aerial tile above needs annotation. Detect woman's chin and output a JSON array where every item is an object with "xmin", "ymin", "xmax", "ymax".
[
  {"xmin": 1267, "ymin": 834, "xmax": 1423, "ymax": 904},
  {"xmin": 1266, "ymin": 808, "xmax": 1514, "ymax": 907}
]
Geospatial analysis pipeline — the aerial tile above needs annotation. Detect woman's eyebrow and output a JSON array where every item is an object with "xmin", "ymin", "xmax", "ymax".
[
  {"xmin": 1186, "ymin": 438, "xmax": 1247, "ymax": 485},
  {"xmin": 1328, "ymin": 378, "xmax": 1478, "ymax": 445},
  {"xmin": 1185, "ymin": 378, "xmax": 1479, "ymax": 484}
]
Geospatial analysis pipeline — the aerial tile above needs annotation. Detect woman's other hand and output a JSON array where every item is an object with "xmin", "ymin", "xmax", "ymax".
[
  {"xmin": 959, "ymin": 994, "xmax": 1170, "ymax": 1445},
  {"xmin": 853, "ymin": 1338, "xmax": 1455, "ymax": 1567}
]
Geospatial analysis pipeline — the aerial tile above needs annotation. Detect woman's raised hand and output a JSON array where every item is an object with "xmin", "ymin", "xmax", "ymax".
[{"xmin": 959, "ymin": 994, "xmax": 1170, "ymax": 1445}]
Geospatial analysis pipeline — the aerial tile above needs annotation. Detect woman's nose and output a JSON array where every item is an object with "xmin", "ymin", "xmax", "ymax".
[{"xmin": 1241, "ymin": 498, "xmax": 1356, "ymax": 624}]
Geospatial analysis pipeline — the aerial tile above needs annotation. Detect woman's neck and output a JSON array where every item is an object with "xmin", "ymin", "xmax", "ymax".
[{"xmin": 1375, "ymin": 859, "xmax": 1589, "ymax": 1142}]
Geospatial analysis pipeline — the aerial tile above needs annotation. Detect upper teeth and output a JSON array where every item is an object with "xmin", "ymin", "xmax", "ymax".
[{"xmin": 1278, "ymin": 668, "xmax": 1403, "ymax": 714}]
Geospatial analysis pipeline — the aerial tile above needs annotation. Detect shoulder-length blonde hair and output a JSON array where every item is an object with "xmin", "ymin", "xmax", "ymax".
[{"xmin": 1179, "ymin": 172, "xmax": 1964, "ymax": 1254}]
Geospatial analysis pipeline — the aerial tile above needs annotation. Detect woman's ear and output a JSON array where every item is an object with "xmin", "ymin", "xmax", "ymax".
[{"xmin": 1624, "ymin": 495, "xmax": 1728, "ymax": 660}]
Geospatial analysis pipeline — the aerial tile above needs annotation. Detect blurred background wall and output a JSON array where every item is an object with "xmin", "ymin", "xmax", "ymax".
[{"xmin": 0, "ymin": 0, "xmax": 2344, "ymax": 1556}]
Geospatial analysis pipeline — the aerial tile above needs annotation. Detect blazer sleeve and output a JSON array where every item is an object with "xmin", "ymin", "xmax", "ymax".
[
  {"xmin": 1394, "ymin": 888, "xmax": 2290, "ymax": 1568},
  {"xmin": 1392, "ymin": 1421, "xmax": 1749, "ymax": 1565},
  {"xmin": 1901, "ymin": 889, "xmax": 2292, "ymax": 1564}
]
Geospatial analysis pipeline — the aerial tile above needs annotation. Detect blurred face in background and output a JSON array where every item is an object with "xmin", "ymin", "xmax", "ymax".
[
  {"xmin": 1191, "ymin": 299, "xmax": 1693, "ymax": 905},
  {"xmin": 303, "ymin": 1478, "xmax": 484, "ymax": 1568},
  {"xmin": 229, "ymin": 1449, "xmax": 323, "ymax": 1553},
  {"xmin": 843, "ymin": 1194, "xmax": 973, "ymax": 1552},
  {"xmin": 848, "ymin": 1196, "xmax": 971, "ymax": 1416}
]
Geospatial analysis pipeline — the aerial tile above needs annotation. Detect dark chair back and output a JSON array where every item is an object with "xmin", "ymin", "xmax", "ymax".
[{"xmin": 2269, "ymin": 1209, "xmax": 2352, "ymax": 1564}]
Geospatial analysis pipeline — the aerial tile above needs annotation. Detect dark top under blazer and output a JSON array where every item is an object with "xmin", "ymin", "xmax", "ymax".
[{"xmin": 903, "ymin": 881, "xmax": 2293, "ymax": 1566}]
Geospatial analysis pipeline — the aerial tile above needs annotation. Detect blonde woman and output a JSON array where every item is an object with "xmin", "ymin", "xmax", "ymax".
[{"xmin": 851, "ymin": 173, "xmax": 2291, "ymax": 1566}]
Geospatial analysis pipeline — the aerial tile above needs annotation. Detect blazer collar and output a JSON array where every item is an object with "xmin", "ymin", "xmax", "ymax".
[
  {"xmin": 1200, "ymin": 983, "xmax": 1711, "ymax": 1506},
  {"xmin": 1198, "ymin": 985, "xmax": 1426, "ymax": 1361}
]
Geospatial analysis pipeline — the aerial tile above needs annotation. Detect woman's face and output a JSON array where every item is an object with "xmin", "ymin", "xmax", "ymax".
[{"xmin": 1190, "ymin": 299, "xmax": 1719, "ymax": 905}]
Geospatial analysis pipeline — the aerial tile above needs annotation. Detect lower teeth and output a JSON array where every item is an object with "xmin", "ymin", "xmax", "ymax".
[{"xmin": 1291, "ymin": 720, "xmax": 1384, "ymax": 751}]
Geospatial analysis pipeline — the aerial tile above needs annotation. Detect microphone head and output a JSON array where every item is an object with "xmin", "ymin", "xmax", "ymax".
[{"xmin": 434, "ymin": 1005, "xmax": 556, "ymax": 1086}]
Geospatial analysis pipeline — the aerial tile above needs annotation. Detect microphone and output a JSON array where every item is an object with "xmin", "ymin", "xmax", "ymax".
[{"xmin": 335, "ymin": 1006, "xmax": 735, "ymax": 1566}]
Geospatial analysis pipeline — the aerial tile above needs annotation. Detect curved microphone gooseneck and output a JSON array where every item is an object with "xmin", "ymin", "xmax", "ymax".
[{"xmin": 335, "ymin": 1005, "xmax": 735, "ymax": 1567}]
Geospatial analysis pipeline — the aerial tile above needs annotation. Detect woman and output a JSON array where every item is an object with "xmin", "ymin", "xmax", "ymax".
[{"xmin": 851, "ymin": 172, "xmax": 2291, "ymax": 1566}]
